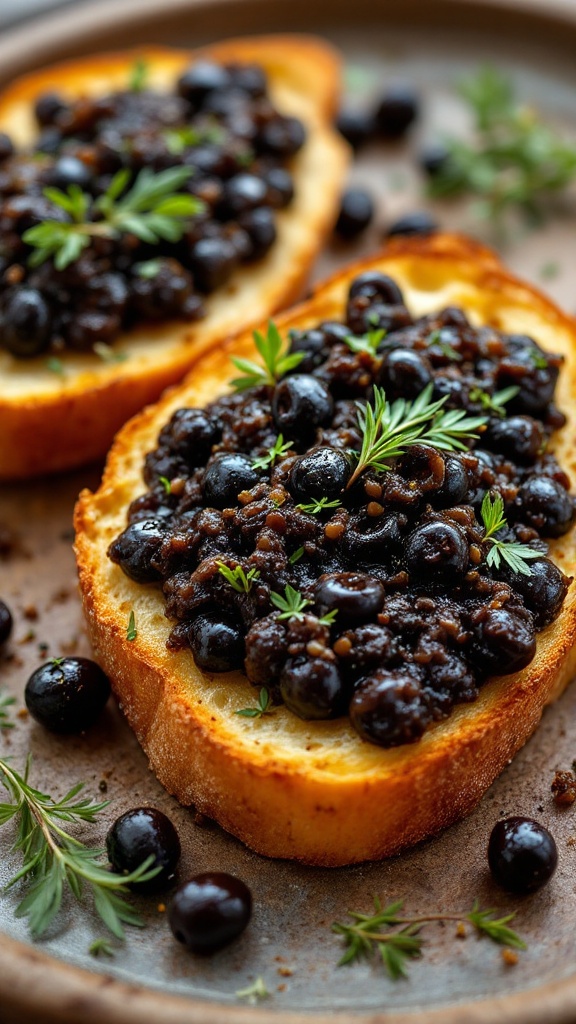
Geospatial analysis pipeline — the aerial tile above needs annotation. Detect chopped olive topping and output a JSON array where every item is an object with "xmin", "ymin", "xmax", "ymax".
[
  {"xmin": 108, "ymin": 272, "xmax": 574, "ymax": 748},
  {"xmin": 0, "ymin": 60, "xmax": 304, "ymax": 357}
]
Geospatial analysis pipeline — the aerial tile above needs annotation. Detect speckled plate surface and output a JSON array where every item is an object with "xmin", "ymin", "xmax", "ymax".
[{"xmin": 3, "ymin": 1, "xmax": 576, "ymax": 1022}]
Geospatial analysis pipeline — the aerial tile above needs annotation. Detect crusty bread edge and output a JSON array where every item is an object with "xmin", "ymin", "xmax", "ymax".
[
  {"xmin": 0, "ymin": 37, "xmax": 349, "ymax": 479},
  {"xmin": 74, "ymin": 234, "xmax": 576, "ymax": 866}
]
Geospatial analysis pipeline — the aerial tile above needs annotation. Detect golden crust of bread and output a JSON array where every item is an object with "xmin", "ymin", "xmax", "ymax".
[
  {"xmin": 74, "ymin": 233, "xmax": 576, "ymax": 867},
  {"xmin": 0, "ymin": 37, "xmax": 349, "ymax": 479}
]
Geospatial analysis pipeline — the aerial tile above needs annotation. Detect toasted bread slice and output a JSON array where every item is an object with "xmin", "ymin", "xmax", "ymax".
[
  {"xmin": 0, "ymin": 37, "xmax": 348, "ymax": 480},
  {"xmin": 74, "ymin": 234, "xmax": 576, "ymax": 867}
]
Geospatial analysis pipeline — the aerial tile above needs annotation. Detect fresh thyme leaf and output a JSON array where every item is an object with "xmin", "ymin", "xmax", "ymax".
[
  {"xmin": 288, "ymin": 546, "xmax": 305, "ymax": 565},
  {"xmin": 480, "ymin": 491, "xmax": 539, "ymax": 575},
  {"xmin": 236, "ymin": 976, "xmax": 270, "ymax": 1001},
  {"xmin": 270, "ymin": 584, "xmax": 310, "ymax": 621},
  {"xmin": 229, "ymin": 322, "xmax": 304, "ymax": 391},
  {"xmin": 0, "ymin": 693, "xmax": 15, "ymax": 730},
  {"xmin": 0, "ymin": 757, "xmax": 159, "ymax": 938},
  {"xmin": 348, "ymin": 384, "xmax": 487, "ymax": 489},
  {"xmin": 467, "ymin": 902, "xmax": 526, "ymax": 949},
  {"xmin": 427, "ymin": 65, "xmax": 576, "ymax": 224},
  {"xmin": 128, "ymin": 57, "xmax": 149, "ymax": 93},
  {"xmin": 469, "ymin": 385, "xmax": 519, "ymax": 416},
  {"xmin": 344, "ymin": 329, "xmax": 386, "ymax": 357},
  {"xmin": 332, "ymin": 897, "xmax": 526, "ymax": 979},
  {"xmin": 23, "ymin": 169, "xmax": 204, "ymax": 270},
  {"xmin": 528, "ymin": 349, "xmax": 549, "ymax": 370},
  {"xmin": 426, "ymin": 329, "xmax": 462, "ymax": 362},
  {"xmin": 297, "ymin": 497, "xmax": 342, "ymax": 515},
  {"xmin": 92, "ymin": 342, "xmax": 129, "ymax": 364},
  {"xmin": 251, "ymin": 434, "xmax": 293, "ymax": 471},
  {"xmin": 318, "ymin": 608, "xmax": 339, "ymax": 627},
  {"xmin": 89, "ymin": 937, "xmax": 115, "ymax": 957},
  {"xmin": 235, "ymin": 688, "xmax": 273, "ymax": 719},
  {"xmin": 135, "ymin": 258, "xmax": 164, "ymax": 279},
  {"xmin": 126, "ymin": 610, "xmax": 137, "ymax": 641},
  {"xmin": 158, "ymin": 475, "xmax": 172, "ymax": 495},
  {"xmin": 164, "ymin": 123, "xmax": 225, "ymax": 155},
  {"xmin": 45, "ymin": 357, "xmax": 66, "ymax": 377},
  {"xmin": 216, "ymin": 561, "xmax": 260, "ymax": 594}
]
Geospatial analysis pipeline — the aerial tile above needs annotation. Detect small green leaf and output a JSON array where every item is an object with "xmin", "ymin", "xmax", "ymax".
[
  {"xmin": 92, "ymin": 342, "xmax": 129, "ymax": 364},
  {"xmin": 216, "ymin": 561, "xmax": 260, "ymax": 594},
  {"xmin": 128, "ymin": 57, "xmax": 149, "ymax": 93},
  {"xmin": 89, "ymin": 938, "xmax": 115, "ymax": 957},
  {"xmin": 126, "ymin": 611, "xmax": 137, "ymax": 642},
  {"xmin": 297, "ymin": 497, "xmax": 342, "ymax": 515},
  {"xmin": 159, "ymin": 476, "xmax": 172, "ymax": 495},
  {"xmin": 45, "ymin": 357, "xmax": 66, "ymax": 377},
  {"xmin": 235, "ymin": 688, "xmax": 273, "ymax": 719},
  {"xmin": 230, "ymin": 322, "xmax": 304, "ymax": 391}
]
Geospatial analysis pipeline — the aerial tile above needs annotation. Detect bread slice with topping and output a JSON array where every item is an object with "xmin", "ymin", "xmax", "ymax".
[
  {"xmin": 74, "ymin": 234, "xmax": 576, "ymax": 867},
  {"xmin": 0, "ymin": 37, "xmax": 348, "ymax": 479}
]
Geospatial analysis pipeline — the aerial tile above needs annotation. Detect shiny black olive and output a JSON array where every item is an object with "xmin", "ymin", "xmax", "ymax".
[
  {"xmin": 341, "ymin": 513, "xmax": 403, "ymax": 564},
  {"xmin": 168, "ymin": 872, "xmax": 252, "ymax": 953},
  {"xmin": 108, "ymin": 519, "xmax": 168, "ymax": 583},
  {"xmin": 0, "ymin": 133, "xmax": 14, "ymax": 162},
  {"xmin": 432, "ymin": 455, "xmax": 469, "ymax": 507},
  {"xmin": 177, "ymin": 61, "xmax": 233, "ymax": 105},
  {"xmin": 188, "ymin": 611, "xmax": 244, "ymax": 673},
  {"xmin": 25, "ymin": 657, "xmax": 110, "ymax": 733},
  {"xmin": 498, "ymin": 558, "xmax": 569, "ymax": 629},
  {"xmin": 314, "ymin": 572, "xmax": 384, "ymax": 623},
  {"xmin": 264, "ymin": 166, "xmax": 294, "ymax": 208},
  {"xmin": 272, "ymin": 375, "xmax": 333, "ymax": 443},
  {"xmin": 279, "ymin": 656, "xmax": 347, "ymax": 719},
  {"xmin": 379, "ymin": 348, "xmax": 432, "ymax": 398},
  {"xmin": 230, "ymin": 63, "xmax": 267, "ymax": 97},
  {"xmin": 239, "ymin": 206, "xmax": 277, "ymax": 259},
  {"xmin": 348, "ymin": 271, "xmax": 404, "ymax": 306},
  {"xmin": 220, "ymin": 173, "xmax": 268, "ymax": 218},
  {"xmin": 335, "ymin": 108, "xmax": 375, "ymax": 149},
  {"xmin": 396, "ymin": 444, "xmax": 446, "ymax": 494},
  {"xmin": 106, "ymin": 808, "xmax": 181, "ymax": 891},
  {"xmin": 0, "ymin": 600, "xmax": 13, "ymax": 646},
  {"xmin": 259, "ymin": 115, "xmax": 306, "ymax": 156},
  {"xmin": 350, "ymin": 669, "xmax": 431, "ymax": 747},
  {"xmin": 159, "ymin": 407, "xmax": 221, "ymax": 465},
  {"xmin": 1, "ymin": 288, "xmax": 53, "ymax": 357},
  {"xmin": 488, "ymin": 817, "xmax": 558, "ymax": 894},
  {"xmin": 514, "ymin": 477, "xmax": 575, "ymax": 537},
  {"xmin": 289, "ymin": 446, "xmax": 351, "ymax": 502},
  {"xmin": 386, "ymin": 211, "xmax": 438, "ymax": 238},
  {"xmin": 375, "ymin": 84, "xmax": 419, "ymax": 138},
  {"xmin": 287, "ymin": 328, "xmax": 328, "ymax": 373},
  {"xmin": 190, "ymin": 237, "xmax": 238, "ymax": 293},
  {"xmin": 404, "ymin": 520, "xmax": 469, "ymax": 580},
  {"xmin": 34, "ymin": 91, "xmax": 67, "ymax": 126},
  {"xmin": 47, "ymin": 155, "xmax": 93, "ymax": 191},
  {"xmin": 203, "ymin": 452, "xmax": 259, "ymax": 508},
  {"xmin": 419, "ymin": 141, "xmax": 451, "ymax": 177},
  {"xmin": 483, "ymin": 415, "xmax": 544, "ymax": 466},
  {"xmin": 472, "ymin": 606, "xmax": 536, "ymax": 675},
  {"xmin": 335, "ymin": 188, "xmax": 374, "ymax": 239}
]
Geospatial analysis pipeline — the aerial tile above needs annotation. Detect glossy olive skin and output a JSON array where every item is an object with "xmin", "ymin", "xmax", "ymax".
[
  {"xmin": 335, "ymin": 188, "xmax": 374, "ymax": 239},
  {"xmin": 203, "ymin": 453, "xmax": 259, "ymax": 508},
  {"xmin": 314, "ymin": 572, "xmax": 385, "ymax": 624},
  {"xmin": 188, "ymin": 612, "xmax": 244, "ymax": 673},
  {"xmin": 25, "ymin": 657, "xmax": 111, "ymax": 733},
  {"xmin": 272, "ymin": 374, "xmax": 333, "ymax": 443},
  {"xmin": 107, "ymin": 518, "xmax": 167, "ymax": 583},
  {"xmin": 168, "ymin": 873, "xmax": 252, "ymax": 953},
  {"xmin": 348, "ymin": 270, "xmax": 404, "ymax": 306},
  {"xmin": 289, "ymin": 446, "xmax": 351, "ymax": 502},
  {"xmin": 350, "ymin": 669, "xmax": 430, "ymax": 747},
  {"xmin": 280, "ymin": 656, "xmax": 347, "ymax": 720},
  {"xmin": 515, "ymin": 476, "xmax": 576, "ymax": 537},
  {"xmin": 405, "ymin": 520, "xmax": 469, "ymax": 580},
  {"xmin": 386, "ymin": 211, "xmax": 438, "ymax": 239},
  {"xmin": 107, "ymin": 808, "xmax": 181, "ymax": 891},
  {"xmin": 488, "ymin": 817, "xmax": 558, "ymax": 893},
  {"xmin": 0, "ymin": 600, "xmax": 13, "ymax": 646}
]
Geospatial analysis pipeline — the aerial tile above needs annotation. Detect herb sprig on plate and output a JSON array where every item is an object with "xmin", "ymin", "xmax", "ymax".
[
  {"xmin": 23, "ymin": 167, "xmax": 204, "ymax": 270},
  {"xmin": 229, "ymin": 322, "xmax": 304, "ymax": 391},
  {"xmin": 217, "ymin": 561, "xmax": 260, "ymax": 594},
  {"xmin": 480, "ymin": 492, "xmax": 540, "ymax": 576}
]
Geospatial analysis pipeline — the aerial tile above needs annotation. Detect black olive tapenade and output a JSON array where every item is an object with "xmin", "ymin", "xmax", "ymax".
[
  {"xmin": 0, "ymin": 59, "xmax": 304, "ymax": 357},
  {"xmin": 108, "ymin": 271, "xmax": 574, "ymax": 749}
]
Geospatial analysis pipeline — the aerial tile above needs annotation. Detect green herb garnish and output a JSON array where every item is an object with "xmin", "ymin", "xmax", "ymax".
[
  {"xmin": 252, "ymin": 434, "xmax": 293, "ymax": 471},
  {"xmin": 159, "ymin": 476, "xmax": 172, "ymax": 495},
  {"xmin": 0, "ymin": 693, "xmax": 15, "ymax": 730},
  {"xmin": 297, "ymin": 497, "xmax": 342, "ymax": 515},
  {"xmin": 468, "ymin": 384, "xmax": 519, "ymax": 416},
  {"xmin": 45, "ymin": 357, "xmax": 66, "ymax": 377},
  {"xmin": 23, "ymin": 167, "xmax": 204, "ymax": 270},
  {"xmin": 128, "ymin": 57, "xmax": 149, "ymax": 92},
  {"xmin": 528, "ymin": 349, "xmax": 549, "ymax": 370},
  {"xmin": 93, "ymin": 342, "xmax": 129, "ymax": 364},
  {"xmin": 217, "ymin": 561, "xmax": 260, "ymax": 594},
  {"xmin": 343, "ymin": 329, "xmax": 386, "ymax": 357},
  {"xmin": 270, "ymin": 585, "xmax": 310, "ymax": 621},
  {"xmin": 333, "ymin": 896, "xmax": 526, "ymax": 981},
  {"xmin": 236, "ymin": 976, "xmax": 270, "ymax": 1001},
  {"xmin": 89, "ymin": 938, "xmax": 115, "ymax": 957},
  {"xmin": 288, "ymin": 546, "xmax": 305, "ymax": 565},
  {"xmin": 0, "ymin": 756, "xmax": 159, "ymax": 938},
  {"xmin": 235, "ymin": 688, "xmax": 274, "ymax": 719},
  {"xmin": 164, "ymin": 124, "xmax": 225, "ymax": 155},
  {"xmin": 426, "ymin": 329, "xmax": 462, "ymax": 362},
  {"xmin": 126, "ymin": 610, "xmax": 137, "ymax": 641},
  {"xmin": 135, "ymin": 258, "xmax": 164, "ymax": 279},
  {"xmin": 230, "ymin": 322, "xmax": 304, "ymax": 391},
  {"xmin": 348, "ymin": 384, "xmax": 487, "ymax": 489},
  {"xmin": 480, "ymin": 492, "xmax": 540, "ymax": 575},
  {"xmin": 427, "ymin": 65, "xmax": 576, "ymax": 223}
]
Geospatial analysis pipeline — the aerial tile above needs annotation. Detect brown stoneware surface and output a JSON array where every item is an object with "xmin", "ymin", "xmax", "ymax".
[{"xmin": 2, "ymin": 1, "xmax": 576, "ymax": 1021}]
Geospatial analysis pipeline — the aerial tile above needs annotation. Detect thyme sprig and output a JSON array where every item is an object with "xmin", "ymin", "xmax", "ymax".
[
  {"xmin": 469, "ymin": 385, "xmax": 519, "ymax": 416},
  {"xmin": 252, "ymin": 434, "xmax": 293, "ymax": 471},
  {"xmin": 480, "ymin": 492, "xmax": 540, "ymax": 576},
  {"xmin": 0, "ymin": 693, "xmax": 15, "ymax": 730},
  {"xmin": 229, "ymin": 322, "xmax": 304, "ymax": 391},
  {"xmin": 297, "ymin": 496, "xmax": 342, "ymax": 515},
  {"xmin": 348, "ymin": 384, "xmax": 487, "ymax": 489},
  {"xmin": 427, "ymin": 65, "xmax": 576, "ymax": 223},
  {"xmin": 426, "ymin": 329, "xmax": 462, "ymax": 362},
  {"xmin": 343, "ymin": 329, "xmax": 386, "ymax": 357},
  {"xmin": 23, "ymin": 167, "xmax": 204, "ymax": 270},
  {"xmin": 270, "ymin": 585, "xmax": 337, "ymax": 626},
  {"xmin": 128, "ymin": 57, "xmax": 149, "ymax": 92},
  {"xmin": 0, "ymin": 757, "xmax": 159, "ymax": 938},
  {"xmin": 217, "ymin": 561, "xmax": 260, "ymax": 594},
  {"xmin": 333, "ymin": 897, "xmax": 526, "ymax": 980},
  {"xmin": 235, "ymin": 688, "xmax": 274, "ymax": 719}
]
